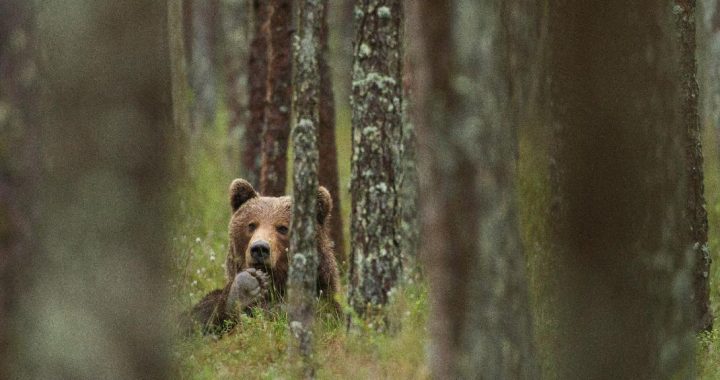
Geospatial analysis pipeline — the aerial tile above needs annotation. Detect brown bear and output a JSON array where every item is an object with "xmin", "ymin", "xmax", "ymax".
[{"xmin": 186, "ymin": 178, "xmax": 340, "ymax": 334}]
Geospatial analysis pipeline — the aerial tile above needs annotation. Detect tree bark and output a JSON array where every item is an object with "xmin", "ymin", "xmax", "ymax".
[
  {"xmin": 244, "ymin": 0, "xmax": 270, "ymax": 186},
  {"xmin": 260, "ymin": 0, "xmax": 293, "ymax": 196},
  {"xmin": 8, "ymin": 1, "xmax": 176, "ymax": 378},
  {"xmin": 415, "ymin": 1, "xmax": 538, "ymax": 377},
  {"xmin": 189, "ymin": 0, "xmax": 219, "ymax": 132},
  {"xmin": 348, "ymin": 0, "xmax": 403, "ymax": 320},
  {"xmin": 676, "ymin": 0, "xmax": 713, "ymax": 333},
  {"xmin": 549, "ymin": 1, "xmax": 694, "ymax": 377},
  {"xmin": 0, "ymin": 1, "xmax": 40, "ymax": 377},
  {"xmin": 317, "ymin": 3, "xmax": 345, "ymax": 268},
  {"xmin": 288, "ymin": 1, "xmax": 323, "ymax": 375}
]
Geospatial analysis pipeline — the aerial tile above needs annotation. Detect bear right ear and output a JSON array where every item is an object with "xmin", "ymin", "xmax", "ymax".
[{"xmin": 229, "ymin": 179, "xmax": 258, "ymax": 212}]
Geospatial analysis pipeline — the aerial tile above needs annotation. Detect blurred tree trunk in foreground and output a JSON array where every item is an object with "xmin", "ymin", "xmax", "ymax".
[
  {"xmin": 549, "ymin": 1, "xmax": 694, "ymax": 377},
  {"xmin": 260, "ymin": 0, "xmax": 293, "ymax": 195},
  {"xmin": 676, "ymin": 0, "xmax": 713, "ymax": 333},
  {"xmin": 219, "ymin": 0, "xmax": 251, "ymax": 169},
  {"xmin": 189, "ymin": 0, "xmax": 219, "ymax": 132},
  {"xmin": 0, "ymin": 1, "xmax": 41, "ymax": 377},
  {"xmin": 414, "ymin": 1, "xmax": 538, "ymax": 377},
  {"xmin": 317, "ymin": 3, "xmax": 345, "ymax": 268},
  {"xmin": 348, "ymin": 0, "xmax": 403, "ymax": 321},
  {"xmin": 7, "ymin": 1, "xmax": 176, "ymax": 378},
  {"xmin": 288, "ymin": 1, "xmax": 323, "ymax": 375},
  {"xmin": 243, "ymin": 0, "xmax": 269, "ymax": 186},
  {"xmin": 169, "ymin": 0, "xmax": 192, "ymax": 137}
]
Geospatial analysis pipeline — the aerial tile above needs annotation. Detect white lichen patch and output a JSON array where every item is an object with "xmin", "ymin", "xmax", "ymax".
[{"xmin": 377, "ymin": 6, "xmax": 391, "ymax": 19}]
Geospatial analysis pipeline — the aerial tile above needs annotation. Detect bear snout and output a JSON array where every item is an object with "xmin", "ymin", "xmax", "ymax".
[{"xmin": 249, "ymin": 240, "xmax": 271, "ymax": 264}]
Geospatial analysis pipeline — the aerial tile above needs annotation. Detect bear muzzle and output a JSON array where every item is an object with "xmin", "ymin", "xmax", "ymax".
[{"xmin": 249, "ymin": 239, "xmax": 271, "ymax": 265}]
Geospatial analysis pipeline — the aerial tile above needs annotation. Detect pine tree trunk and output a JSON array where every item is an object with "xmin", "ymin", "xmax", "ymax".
[
  {"xmin": 676, "ymin": 0, "xmax": 713, "ymax": 333},
  {"xmin": 8, "ymin": 1, "xmax": 176, "ymax": 378},
  {"xmin": 317, "ymin": 3, "xmax": 345, "ymax": 268},
  {"xmin": 549, "ymin": 1, "xmax": 694, "ymax": 377},
  {"xmin": 189, "ymin": 0, "xmax": 219, "ymax": 132},
  {"xmin": 415, "ymin": 1, "xmax": 538, "ymax": 377},
  {"xmin": 288, "ymin": 2, "xmax": 323, "ymax": 374},
  {"xmin": 0, "ymin": 1, "xmax": 40, "ymax": 377},
  {"xmin": 244, "ymin": 0, "xmax": 270, "ymax": 185},
  {"xmin": 348, "ymin": 0, "xmax": 403, "ymax": 320},
  {"xmin": 220, "ymin": 0, "xmax": 251, "ymax": 156},
  {"xmin": 260, "ymin": 0, "xmax": 293, "ymax": 196}
]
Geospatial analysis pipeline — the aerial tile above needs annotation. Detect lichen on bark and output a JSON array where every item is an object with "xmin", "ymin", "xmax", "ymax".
[
  {"xmin": 348, "ymin": 0, "xmax": 404, "ymax": 321},
  {"xmin": 287, "ymin": 0, "xmax": 323, "ymax": 376}
]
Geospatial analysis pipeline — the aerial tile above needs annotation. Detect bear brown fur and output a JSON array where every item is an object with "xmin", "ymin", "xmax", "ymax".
[{"xmin": 186, "ymin": 179, "xmax": 340, "ymax": 334}]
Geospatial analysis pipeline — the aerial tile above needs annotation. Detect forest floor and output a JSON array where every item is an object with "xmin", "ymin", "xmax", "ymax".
[{"xmin": 172, "ymin": 108, "xmax": 720, "ymax": 379}]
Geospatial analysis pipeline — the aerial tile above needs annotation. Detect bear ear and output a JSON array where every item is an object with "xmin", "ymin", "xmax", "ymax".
[
  {"xmin": 229, "ymin": 179, "xmax": 258, "ymax": 212},
  {"xmin": 316, "ymin": 186, "xmax": 333, "ymax": 225}
]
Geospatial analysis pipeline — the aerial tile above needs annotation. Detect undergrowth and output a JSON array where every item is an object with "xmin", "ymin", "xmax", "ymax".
[{"xmin": 172, "ymin": 105, "xmax": 720, "ymax": 378}]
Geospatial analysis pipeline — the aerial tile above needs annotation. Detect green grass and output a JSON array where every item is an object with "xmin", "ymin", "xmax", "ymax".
[{"xmin": 173, "ymin": 104, "xmax": 720, "ymax": 378}]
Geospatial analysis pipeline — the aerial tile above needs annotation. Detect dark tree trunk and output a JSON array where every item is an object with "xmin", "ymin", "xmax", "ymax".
[
  {"xmin": 676, "ymin": 0, "xmax": 713, "ymax": 333},
  {"xmin": 288, "ymin": 1, "xmax": 323, "ymax": 375},
  {"xmin": 219, "ymin": 0, "xmax": 251, "ymax": 152},
  {"xmin": 260, "ymin": 0, "xmax": 293, "ymax": 196},
  {"xmin": 189, "ymin": 0, "xmax": 220, "ymax": 132},
  {"xmin": 549, "ymin": 1, "xmax": 694, "ymax": 377},
  {"xmin": 348, "ymin": 0, "xmax": 404, "ymax": 320},
  {"xmin": 244, "ymin": 0, "xmax": 270, "ymax": 186},
  {"xmin": 317, "ymin": 3, "xmax": 345, "ymax": 268},
  {"xmin": 414, "ymin": 0, "xmax": 538, "ymax": 377},
  {"xmin": 7, "ymin": 1, "xmax": 176, "ymax": 378},
  {"xmin": 0, "ymin": 1, "xmax": 40, "ymax": 377}
]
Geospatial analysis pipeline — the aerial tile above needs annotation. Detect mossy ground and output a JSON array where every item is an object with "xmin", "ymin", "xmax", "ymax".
[{"xmin": 172, "ymin": 106, "xmax": 720, "ymax": 378}]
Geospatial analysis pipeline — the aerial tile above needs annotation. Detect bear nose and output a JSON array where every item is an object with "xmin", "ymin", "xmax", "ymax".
[{"xmin": 250, "ymin": 240, "xmax": 271, "ymax": 263}]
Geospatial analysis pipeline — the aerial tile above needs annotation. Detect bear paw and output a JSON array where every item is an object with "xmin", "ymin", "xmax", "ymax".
[{"xmin": 225, "ymin": 268, "xmax": 269, "ymax": 316}]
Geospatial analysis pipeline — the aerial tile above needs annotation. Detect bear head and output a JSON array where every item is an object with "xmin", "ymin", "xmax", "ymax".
[{"xmin": 224, "ymin": 178, "xmax": 333, "ymax": 294}]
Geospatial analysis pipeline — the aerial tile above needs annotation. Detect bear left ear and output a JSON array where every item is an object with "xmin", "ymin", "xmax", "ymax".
[
  {"xmin": 229, "ymin": 178, "xmax": 258, "ymax": 212},
  {"xmin": 317, "ymin": 186, "xmax": 333, "ymax": 225}
]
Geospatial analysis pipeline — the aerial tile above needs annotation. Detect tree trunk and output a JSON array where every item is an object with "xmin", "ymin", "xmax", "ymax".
[
  {"xmin": 189, "ymin": 0, "xmax": 219, "ymax": 132},
  {"xmin": 317, "ymin": 3, "xmax": 345, "ymax": 268},
  {"xmin": 0, "ymin": 1, "xmax": 40, "ymax": 377},
  {"xmin": 288, "ymin": 1, "xmax": 323, "ymax": 375},
  {"xmin": 169, "ymin": 0, "xmax": 192, "ymax": 136},
  {"xmin": 8, "ymin": 1, "xmax": 176, "ymax": 378},
  {"xmin": 348, "ymin": 0, "xmax": 403, "ymax": 321},
  {"xmin": 244, "ymin": 0, "xmax": 270, "ymax": 186},
  {"xmin": 549, "ymin": 1, "xmax": 694, "ymax": 377},
  {"xmin": 260, "ymin": 0, "xmax": 293, "ymax": 196},
  {"xmin": 415, "ymin": 1, "xmax": 538, "ymax": 377},
  {"xmin": 220, "ymin": 0, "xmax": 251, "ymax": 157},
  {"xmin": 676, "ymin": 0, "xmax": 713, "ymax": 333}
]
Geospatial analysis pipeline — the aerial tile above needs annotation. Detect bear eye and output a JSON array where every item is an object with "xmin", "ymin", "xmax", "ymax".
[
  {"xmin": 248, "ymin": 223, "xmax": 258, "ymax": 233},
  {"xmin": 276, "ymin": 225, "xmax": 289, "ymax": 235}
]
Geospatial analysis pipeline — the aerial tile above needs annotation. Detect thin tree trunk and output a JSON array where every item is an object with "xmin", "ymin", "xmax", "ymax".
[
  {"xmin": 317, "ymin": 3, "xmax": 345, "ymax": 268},
  {"xmin": 0, "ymin": 1, "xmax": 40, "ymax": 377},
  {"xmin": 244, "ymin": 0, "xmax": 270, "ymax": 185},
  {"xmin": 549, "ymin": 1, "xmax": 694, "ymax": 377},
  {"xmin": 220, "ymin": 0, "xmax": 251, "ymax": 155},
  {"xmin": 260, "ymin": 0, "xmax": 293, "ymax": 196},
  {"xmin": 9, "ymin": 1, "xmax": 176, "ymax": 378},
  {"xmin": 189, "ymin": 0, "xmax": 219, "ymax": 132},
  {"xmin": 676, "ymin": 0, "xmax": 713, "ymax": 333},
  {"xmin": 348, "ymin": 0, "xmax": 403, "ymax": 321},
  {"xmin": 288, "ymin": 1, "xmax": 323, "ymax": 375},
  {"xmin": 169, "ymin": 0, "xmax": 192, "ymax": 136},
  {"xmin": 415, "ymin": 1, "xmax": 538, "ymax": 377}
]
